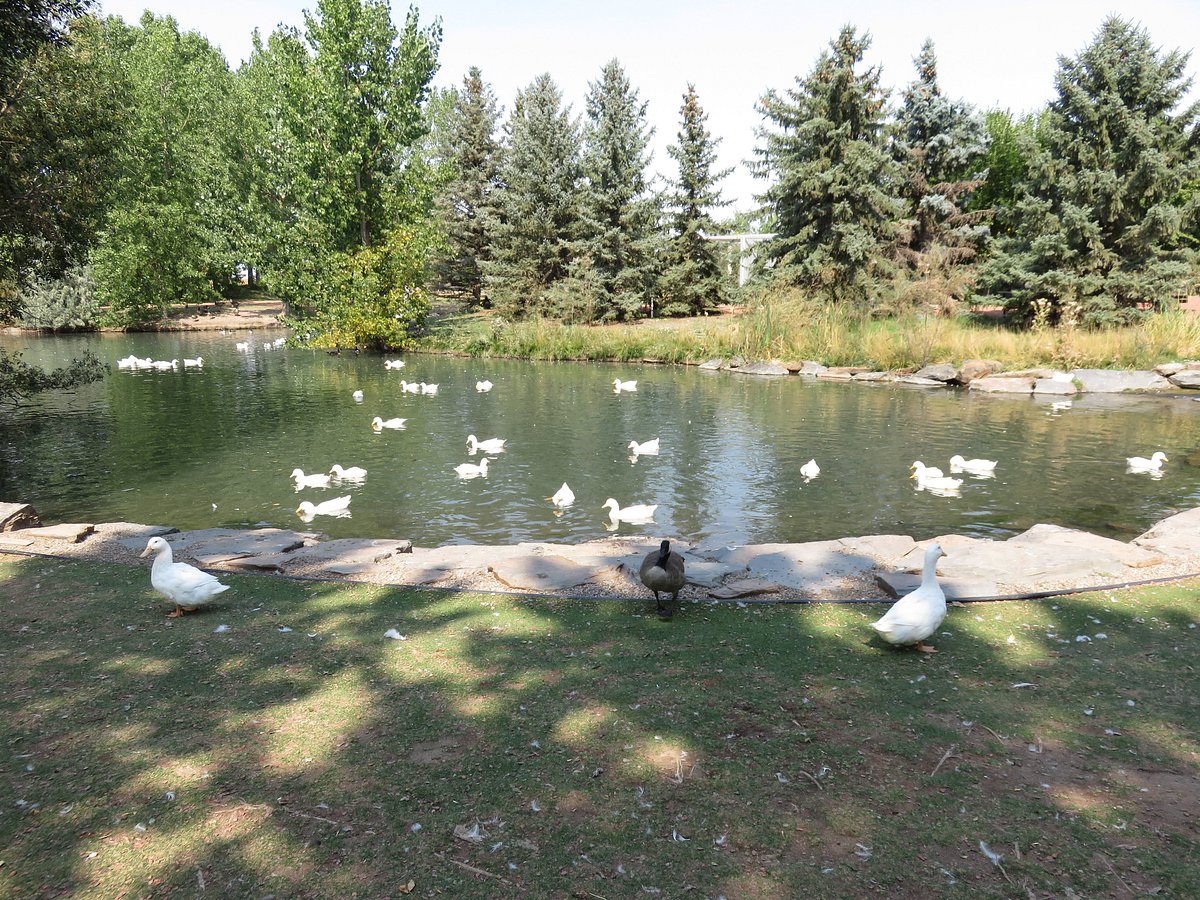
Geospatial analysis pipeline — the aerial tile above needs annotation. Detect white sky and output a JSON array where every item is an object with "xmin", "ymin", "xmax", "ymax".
[{"xmin": 98, "ymin": 0, "xmax": 1200, "ymax": 212}]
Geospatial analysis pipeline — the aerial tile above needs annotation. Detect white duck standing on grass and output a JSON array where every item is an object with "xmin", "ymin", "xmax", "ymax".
[
  {"xmin": 467, "ymin": 434, "xmax": 507, "ymax": 455},
  {"xmin": 871, "ymin": 543, "xmax": 948, "ymax": 653},
  {"xmin": 329, "ymin": 464, "xmax": 367, "ymax": 482},
  {"xmin": 800, "ymin": 459, "xmax": 820, "ymax": 480},
  {"xmin": 455, "ymin": 458, "xmax": 489, "ymax": 479},
  {"xmin": 291, "ymin": 468, "xmax": 331, "ymax": 489},
  {"xmin": 613, "ymin": 379, "xmax": 638, "ymax": 393},
  {"xmin": 949, "ymin": 455, "xmax": 997, "ymax": 476},
  {"xmin": 547, "ymin": 482, "xmax": 575, "ymax": 509},
  {"xmin": 296, "ymin": 496, "xmax": 352, "ymax": 521},
  {"xmin": 602, "ymin": 498, "xmax": 658, "ymax": 525},
  {"xmin": 371, "ymin": 416, "xmax": 407, "ymax": 431},
  {"xmin": 140, "ymin": 536, "xmax": 231, "ymax": 618},
  {"xmin": 1126, "ymin": 451, "xmax": 1168, "ymax": 473}
]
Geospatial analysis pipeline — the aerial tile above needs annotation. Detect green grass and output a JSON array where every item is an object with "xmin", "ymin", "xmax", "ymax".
[
  {"xmin": 2, "ymin": 555, "xmax": 1199, "ymax": 897},
  {"xmin": 420, "ymin": 300, "xmax": 1200, "ymax": 372}
]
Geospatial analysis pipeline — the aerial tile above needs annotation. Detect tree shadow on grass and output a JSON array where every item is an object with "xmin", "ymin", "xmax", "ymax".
[{"xmin": 0, "ymin": 556, "xmax": 1198, "ymax": 898}]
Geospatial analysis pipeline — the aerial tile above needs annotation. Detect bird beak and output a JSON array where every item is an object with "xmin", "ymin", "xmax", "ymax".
[{"xmin": 138, "ymin": 546, "xmax": 152, "ymax": 558}]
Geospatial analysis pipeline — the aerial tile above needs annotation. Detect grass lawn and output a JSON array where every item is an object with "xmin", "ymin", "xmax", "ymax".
[{"xmin": 1, "ymin": 554, "xmax": 1198, "ymax": 898}]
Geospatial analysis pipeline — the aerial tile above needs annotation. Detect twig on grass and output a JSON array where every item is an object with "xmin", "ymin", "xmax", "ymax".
[
  {"xmin": 436, "ymin": 852, "xmax": 512, "ymax": 884},
  {"xmin": 1099, "ymin": 853, "xmax": 1134, "ymax": 895},
  {"xmin": 930, "ymin": 744, "xmax": 957, "ymax": 777},
  {"xmin": 796, "ymin": 768, "xmax": 824, "ymax": 791}
]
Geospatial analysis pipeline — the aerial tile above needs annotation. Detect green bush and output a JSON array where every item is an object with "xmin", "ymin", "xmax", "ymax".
[{"xmin": 18, "ymin": 265, "xmax": 100, "ymax": 331}]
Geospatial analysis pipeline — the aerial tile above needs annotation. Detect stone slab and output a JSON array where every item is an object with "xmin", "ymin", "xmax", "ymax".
[
  {"xmin": 20, "ymin": 523, "xmax": 95, "ymax": 543},
  {"xmin": 914, "ymin": 363, "xmax": 958, "ymax": 382},
  {"xmin": 93, "ymin": 522, "xmax": 178, "ymax": 542},
  {"xmin": 708, "ymin": 578, "xmax": 784, "ymax": 599},
  {"xmin": 489, "ymin": 555, "xmax": 604, "ymax": 591},
  {"xmin": 1133, "ymin": 506, "xmax": 1200, "ymax": 557},
  {"xmin": 1071, "ymin": 368, "xmax": 1171, "ymax": 393},
  {"xmin": 116, "ymin": 527, "xmax": 312, "ymax": 559},
  {"xmin": 0, "ymin": 502, "xmax": 41, "ymax": 531},
  {"xmin": 957, "ymin": 360, "xmax": 1003, "ymax": 383},
  {"xmin": 1033, "ymin": 378, "xmax": 1077, "ymax": 395},
  {"xmin": 697, "ymin": 358, "xmax": 724, "ymax": 370},
  {"xmin": 1006, "ymin": 523, "xmax": 1163, "ymax": 568},
  {"xmin": 735, "ymin": 361, "xmax": 790, "ymax": 376},
  {"xmin": 970, "ymin": 375, "xmax": 1034, "ymax": 393},
  {"xmin": 709, "ymin": 539, "xmax": 882, "ymax": 591},
  {"xmin": 1169, "ymin": 371, "xmax": 1200, "ymax": 389},
  {"xmin": 0, "ymin": 535, "xmax": 34, "ymax": 547},
  {"xmin": 815, "ymin": 370, "xmax": 854, "ymax": 381},
  {"xmin": 875, "ymin": 572, "xmax": 998, "ymax": 600},
  {"xmin": 794, "ymin": 361, "xmax": 827, "ymax": 376},
  {"xmin": 896, "ymin": 375, "xmax": 944, "ymax": 386},
  {"xmin": 852, "ymin": 371, "xmax": 892, "ymax": 382}
]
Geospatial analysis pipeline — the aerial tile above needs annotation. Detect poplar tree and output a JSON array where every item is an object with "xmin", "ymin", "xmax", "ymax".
[
  {"xmin": 891, "ymin": 39, "xmax": 990, "ymax": 312},
  {"xmin": 434, "ymin": 67, "xmax": 502, "ymax": 305},
  {"xmin": 576, "ymin": 59, "xmax": 658, "ymax": 321},
  {"xmin": 752, "ymin": 26, "xmax": 902, "ymax": 307},
  {"xmin": 658, "ymin": 84, "xmax": 732, "ymax": 315},
  {"xmin": 979, "ymin": 17, "xmax": 1200, "ymax": 327},
  {"xmin": 485, "ymin": 73, "xmax": 582, "ymax": 318}
]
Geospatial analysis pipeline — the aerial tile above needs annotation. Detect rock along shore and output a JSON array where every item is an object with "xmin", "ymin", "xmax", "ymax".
[{"xmin": 3, "ymin": 503, "xmax": 1199, "ymax": 607}]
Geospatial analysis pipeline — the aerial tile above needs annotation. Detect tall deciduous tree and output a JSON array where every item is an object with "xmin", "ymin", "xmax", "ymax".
[
  {"xmin": 433, "ymin": 67, "xmax": 502, "ymax": 305},
  {"xmin": 575, "ymin": 59, "xmax": 659, "ymax": 322},
  {"xmin": 753, "ymin": 26, "xmax": 902, "ymax": 307},
  {"xmin": 891, "ymin": 39, "xmax": 991, "ymax": 313},
  {"xmin": 485, "ymin": 73, "xmax": 582, "ymax": 318},
  {"xmin": 979, "ymin": 17, "xmax": 1200, "ymax": 327},
  {"xmin": 658, "ymin": 84, "xmax": 732, "ymax": 316}
]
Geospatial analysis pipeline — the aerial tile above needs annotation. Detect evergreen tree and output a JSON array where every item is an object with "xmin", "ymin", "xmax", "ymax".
[
  {"xmin": 434, "ymin": 67, "xmax": 502, "ymax": 305},
  {"xmin": 485, "ymin": 73, "xmax": 582, "ymax": 318},
  {"xmin": 658, "ymin": 84, "xmax": 732, "ymax": 316},
  {"xmin": 576, "ymin": 59, "xmax": 659, "ymax": 322},
  {"xmin": 752, "ymin": 26, "xmax": 902, "ymax": 307},
  {"xmin": 979, "ymin": 17, "xmax": 1200, "ymax": 327},
  {"xmin": 891, "ymin": 39, "xmax": 991, "ymax": 313}
]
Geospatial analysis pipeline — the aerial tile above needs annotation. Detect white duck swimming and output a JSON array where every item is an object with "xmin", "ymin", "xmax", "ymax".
[
  {"xmin": 547, "ymin": 482, "xmax": 575, "ymax": 508},
  {"xmin": 949, "ymin": 454, "xmax": 997, "ymax": 475},
  {"xmin": 476, "ymin": 380, "xmax": 493, "ymax": 392},
  {"xmin": 467, "ymin": 434, "xmax": 507, "ymax": 454},
  {"xmin": 371, "ymin": 416, "xmax": 407, "ymax": 431},
  {"xmin": 400, "ymin": 380, "xmax": 421, "ymax": 394},
  {"xmin": 870, "ymin": 543, "xmax": 948, "ymax": 653},
  {"xmin": 602, "ymin": 498, "xmax": 657, "ymax": 524},
  {"xmin": 613, "ymin": 379, "xmax": 638, "ymax": 393},
  {"xmin": 296, "ymin": 496, "xmax": 352, "ymax": 521},
  {"xmin": 1126, "ymin": 451, "xmax": 1168, "ymax": 472},
  {"xmin": 912, "ymin": 470, "xmax": 964, "ymax": 494},
  {"xmin": 628, "ymin": 438, "xmax": 660, "ymax": 456},
  {"xmin": 329, "ymin": 464, "xmax": 367, "ymax": 481},
  {"xmin": 140, "ymin": 536, "xmax": 231, "ymax": 617},
  {"xmin": 291, "ymin": 468, "xmax": 332, "ymax": 489},
  {"xmin": 909, "ymin": 460, "xmax": 944, "ymax": 479},
  {"xmin": 384, "ymin": 359, "xmax": 406, "ymax": 369},
  {"xmin": 800, "ymin": 459, "xmax": 820, "ymax": 480},
  {"xmin": 352, "ymin": 389, "xmax": 364, "ymax": 402},
  {"xmin": 183, "ymin": 357, "xmax": 203, "ymax": 368},
  {"xmin": 454, "ymin": 458, "xmax": 489, "ymax": 479},
  {"xmin": 420, "ymin": 382, "xmax": 439, "ymax": 395}
]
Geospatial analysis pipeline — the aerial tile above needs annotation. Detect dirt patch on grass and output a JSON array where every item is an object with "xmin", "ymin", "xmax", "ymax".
[{"xmin": 408, "ymin": 732, "xmax": 479, "ymax": 766}]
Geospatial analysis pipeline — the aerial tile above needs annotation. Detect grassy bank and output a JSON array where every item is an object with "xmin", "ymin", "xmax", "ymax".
[
  {"xmin": 420, "ymin": 300, "xmax": 1200, "ymax": 371},
  {"xmin": 2, "ymin": 553, "xmax": 1198, "ymax": 897}
]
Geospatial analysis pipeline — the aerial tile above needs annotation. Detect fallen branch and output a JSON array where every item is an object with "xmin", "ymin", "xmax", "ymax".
[
  {"xmin": 930, "ymin": 744, "xmax": 957, "ymax": 777},
  {"xmin": 436, "ymin": 852, "xmax": 511, "ymax": 884},
  {"xmin": 796, "ymin": 768, "xmax": 824, "ymax": 791},
  {"xmin": 1099, "ymin": 853, "xmax": 1134, "ymax": 895}
]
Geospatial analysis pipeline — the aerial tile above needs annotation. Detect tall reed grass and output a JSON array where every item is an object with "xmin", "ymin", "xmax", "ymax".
[{"xmin": 420, "ymin": 297, "xmax": 1200, "ymax": 370}]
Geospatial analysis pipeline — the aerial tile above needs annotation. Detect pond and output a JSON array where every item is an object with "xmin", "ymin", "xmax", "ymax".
[{"xmin": 3, "ymin": 330, "xmax": 1200, "ymax": 549}]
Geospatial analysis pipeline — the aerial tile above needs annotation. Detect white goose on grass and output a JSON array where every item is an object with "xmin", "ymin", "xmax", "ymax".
[
  {"xmin": 454, "ymin": 457, "xmax": 490, "ymax": 479},
  {"xmin": 949, "ymin": 455, "xmax": 997, "ymax": 476},
  {"xmin": 371, "ymin": 416, "xmax": 407, "ymax": 431},
  {"xmin": 140, "ymin": 536, "xmax": 231, "ymax": 618},
  {"xmin": 602, "ymin": 498, "xmax": 657, "ymax": 525},
  {"xmin": 1126, "ymin": 451, "xmax": 1168, "ymax": 473},
  {"xmin": 870, "ymin": 543, "xmax": 948, "ymax": 653},
  {"xmin": 296, "ymin": 496, "xmax": 352, "ymax": 521},
  {"xmin": 613, "ymin": 379, "xmax": 638, "ymax": 393},
  {"xmin": 467, "ymin": 434, "xmax": 507, "ymax": 455},
  {"xmin": 628, "ymin": 438, "xmax": 660, "ymax": 456},
  {"xmin": 329, "ymin": 464, "xmax": 367, "ymax": 482},
  {"xmin": 800, "ymin": 459, "xmax": 820, "ymax": 480},
  {"xmin": 547, "ymin": 482, "xmax": 575, "ymax": 508},
  {"xmin": 291, "ymin": 468, "xmax": 331, "ymax": 489}
]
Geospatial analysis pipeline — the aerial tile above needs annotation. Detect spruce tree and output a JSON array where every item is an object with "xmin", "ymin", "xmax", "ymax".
[
  {"xmin": 434, "ymin": 67, "xmax": 502, "ymax": 305},
  {"xmin": 576, "ymin": 59, "xmax": 659, "ymax": 322},
  {"xmin": 753, "ymin": 26, "xmax": 902, "ymax": 307},
  {"xmin": 891, "ymin": 39, "xmax": 991, "ymax": 313},
  {"xmin": 485, "ymin": 73, "xmax": 582, "ymax": 318},
  {"xmin": 658, "ymin": 84, "xmax": 732, "ymax": 316},
  {"xmin": 979, "ymin": 17, "xmax": 1200, "ymax": 327}
]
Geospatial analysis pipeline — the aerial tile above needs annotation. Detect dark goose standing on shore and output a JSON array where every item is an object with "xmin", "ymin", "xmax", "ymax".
[{"xmin": 639, "ymin": 540, "xmax": 686, "ymax": 618}]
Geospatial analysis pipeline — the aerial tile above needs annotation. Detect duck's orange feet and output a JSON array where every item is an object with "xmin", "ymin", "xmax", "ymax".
[
  {"xmin": 916, "ymin": 641, "xmax": 937, "ymax": 654},
  {"xmin": 167, "ymin": 605, "xmax": 183, "ymax": 618}
]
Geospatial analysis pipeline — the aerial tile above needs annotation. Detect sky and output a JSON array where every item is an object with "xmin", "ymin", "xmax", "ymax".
[{"xmin": 97, "ymin": 0, "xmax": 1200, "ymax": 212}]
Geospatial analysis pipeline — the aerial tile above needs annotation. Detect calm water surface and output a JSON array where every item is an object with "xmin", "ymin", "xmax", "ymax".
[{"xmin": 3, "ymin": 330, "xmax": 1200, "ymax": 548}]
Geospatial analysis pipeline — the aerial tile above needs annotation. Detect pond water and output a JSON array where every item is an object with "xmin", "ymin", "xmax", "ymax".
[{"xmin": 3, "ymin": 330, "xmax": 1200, "ymax": 549}]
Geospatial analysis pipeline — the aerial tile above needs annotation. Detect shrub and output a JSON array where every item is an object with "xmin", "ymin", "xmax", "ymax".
[{"xmin": 18, "ymin": 265, "xmax": 100, "ymax": 331}]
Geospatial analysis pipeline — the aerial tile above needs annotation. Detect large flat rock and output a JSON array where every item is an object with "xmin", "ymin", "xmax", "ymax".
[
  {"xmin": 116, "ymin": 527, "xmax": 313, "ymax": 561},
  {"xmin": 489, "ymin": 555, "xmax": 611, "ymax": 591},
  {"xmin": 705, "ymin": 538, "xmax": 897, "ymax": 592},
  {"xmin": 0, "ymin": 502, "xmax": 41, "ymax": 531},
  {"xmin": 875, "ymin": 572, "xmax": 998, "ymax": 600},
  {"xmin": 1169, "ymin": 371, "xmax": 1200, "ymax": 389},
  {"xmin": 735, "ymin": 361, "xmax": 790, "ymax": 376},
  {"xmin": 1071, "ymin": 368, "xmax": 1171, "ymax": 393},
  {"xmin": 970, "ymin": 375, "xmax": 1034, "ymax": 393},
  {"xmin": 17, "ymin": 523, "xmax": 95, "ymax": 543},
  {"xmin": 1133, "ymin": 507, "xmax": 1200, "ymax": 557}
]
